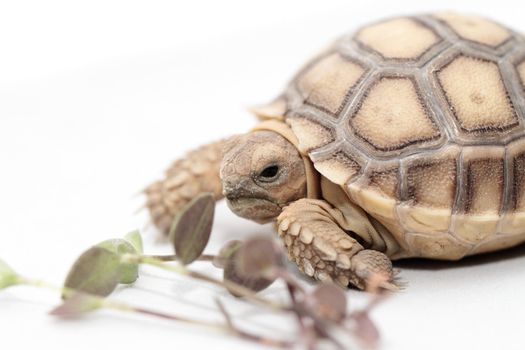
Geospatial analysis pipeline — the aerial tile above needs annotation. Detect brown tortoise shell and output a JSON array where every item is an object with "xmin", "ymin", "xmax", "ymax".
[{"xmin": 262, "ymin": 12, "xmax": 525, "ymax": 260}]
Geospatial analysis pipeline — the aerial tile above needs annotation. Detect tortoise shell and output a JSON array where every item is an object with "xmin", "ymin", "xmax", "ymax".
[{"xmin": 257, "ymin": 13, "xmax": 525, "ymax": 260}]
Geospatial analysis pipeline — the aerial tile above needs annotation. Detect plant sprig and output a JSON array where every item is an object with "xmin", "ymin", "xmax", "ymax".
[{"xmin": 0, "ymin": 192, "xmax": 389, "ymax": 349}]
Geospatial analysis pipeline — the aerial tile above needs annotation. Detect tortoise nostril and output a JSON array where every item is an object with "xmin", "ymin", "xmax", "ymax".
[
  {"xmin": 222, "ymin": 178, "xmax": 255, "ymax": 199},
  {"xmin": 222, "ymin": 181, "xmax": 238, "ymax": 198}
]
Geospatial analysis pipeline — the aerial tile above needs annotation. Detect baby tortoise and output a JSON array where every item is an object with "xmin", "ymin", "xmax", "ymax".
[{"xmin": 145, "ymin": 12, "xmax": 525, "ymax": 290}]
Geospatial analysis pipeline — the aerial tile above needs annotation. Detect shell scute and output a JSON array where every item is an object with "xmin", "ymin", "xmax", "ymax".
[
  {"xmin": 435, "ymin": 54, "xmax": 518, "ymax": 134},
  {"xmin": 396, "ymin": 146, "xmax": 461, "ymax": 234},
  {"xmin": 296, "ymin": 52, "xmax": 367, "ymax": 118},
  {"xmin": 350, "ymin": 76, "xmax": 441, "ymax": 152},
  {"xmin": 314, "ymin": 150, "xmax": 362, "ymax": 186},
  {"xmin": 355, "ymin": 17, "xmax": 442, "ymax": 61},
  {"xmin": 434, "ymin": 12, "xmax": 512, "ymax": 48}
]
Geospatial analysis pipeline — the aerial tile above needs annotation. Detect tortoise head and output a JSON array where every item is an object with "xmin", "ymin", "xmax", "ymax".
[{"xmin": 220, "ymin": 130, "xmax": 307, "ymax": 223}]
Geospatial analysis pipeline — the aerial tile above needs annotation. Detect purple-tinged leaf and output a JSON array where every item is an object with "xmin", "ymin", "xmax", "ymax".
[
  {"xmin": 50, "ymin": 292, "xmax": 103, "ymax": 318},
  {"xmin": 352, "ymin": 310, "xmax": 380, "ymax": 348},
  {"xmin": 62, "ymin": 247, "xmax": 121, "ymax": 299},
  {"xmin": 235, "ymin": 236, "xmax": 282, "ymax": 278},
  {"xmin": 169, "ymin": 193, "xmax": 215, "ymax": 265},
  {"xmin": 312, "ymin": 283, "xmax": 347, "ymax": 323},
  {"xmin": 223, "ymin": 242, "xmax": 275, "ymax": 297}
]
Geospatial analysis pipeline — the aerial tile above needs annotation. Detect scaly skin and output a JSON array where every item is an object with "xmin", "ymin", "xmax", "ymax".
[
  {"xmin": 277, "ymin": 198, "xmax": 397, "ymax": 290},
  {"xmin": 144, "ymin": 138, "xmax": 230, "ymax": 234}
]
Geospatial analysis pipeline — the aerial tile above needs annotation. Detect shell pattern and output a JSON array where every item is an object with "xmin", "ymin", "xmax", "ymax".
[{"xmin": 279, "ymin": 13, "xmax": 525, "ymax": 259}]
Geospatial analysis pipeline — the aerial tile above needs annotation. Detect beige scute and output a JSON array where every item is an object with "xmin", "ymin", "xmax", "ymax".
[
  {"xmin": 434, "ymin": 12, "xmax": 511, "ymax": 47},
  {"xmin": 406, "ymin": 233, "xmax": 470, "ymax": 260},
  {"xmin": 280, "ymin": 12, "xmax": 525, "ymax": 259},
  {"xmin": 437, "ymin": 55, "xmax": 517, "ymax": 132},
  {"xmin": 297, "ymin": 53, "xmax": 365, "ymax": 115},
  {"xmin": 461, "ymin": 147, "xmax": 505, "ymax": 215},
  {"xmin": 351, "ymin": 77, "xmax": 440, "ymax": 151},
  {"xmin": 250, "ymin": 96, "xmax": 287, "ymax": 121},
  {"xmin": 314, "ymin": 151, "xmax": 361, "ymax": 186},
  {"xmin": 397, "ymin": 146, "xmax": 460, "ymax": 235},
  {"xmin": 367, "ymin": 168, "xmax": 398, "ymax": 199},
  {"xmin": 405, "ymin": 148, "xmax": 459, "ymax": 210},
  {"xmin": 287, "ymin": 117, "xmax": 334, "ymax": 153},
  {"xmin": 356, "ymin": 18, "xmax": 440, "ymax": 60}
]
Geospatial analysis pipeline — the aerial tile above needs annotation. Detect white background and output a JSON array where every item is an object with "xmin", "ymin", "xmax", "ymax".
[{"xmin": 1, "ymin": 1, "xmax": 524, "ymax": 349}]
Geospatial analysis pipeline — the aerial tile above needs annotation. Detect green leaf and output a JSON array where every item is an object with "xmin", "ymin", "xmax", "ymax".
[
  {"xmin": 0, "ymin": 258, "xmax": 20, "ymax": 290},
  {"xmin": 169, "ymin": 193, "xmax": 215, "ymax": 265},
  {"xmin": 97, "ymin": 238, "xmax": 139, "ymax": 284},
  {"xmin": 124, "ymin": 230, "xmax": 143, "ymax": 254},
  {"xmin": 50, "ymin": 292, "xmax": 103, "ymax": 318},
  {"xmin": 62, "ymin": 247, "xmax": 121, "ymax": 299}
]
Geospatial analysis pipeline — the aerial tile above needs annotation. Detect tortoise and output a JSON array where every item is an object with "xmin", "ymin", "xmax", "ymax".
[{"xmin": 145, "ymin": 12, "xmax": 525, "ymax": 290}]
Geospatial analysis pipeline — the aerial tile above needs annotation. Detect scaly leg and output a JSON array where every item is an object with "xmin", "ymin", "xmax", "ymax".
[
  {"xmin": 144, "ymin": 137, "xmax": 234, "ymax": 235},
  {"xmin": 277, "ymin": 198, "xmax": 397, "ymax": 290}
]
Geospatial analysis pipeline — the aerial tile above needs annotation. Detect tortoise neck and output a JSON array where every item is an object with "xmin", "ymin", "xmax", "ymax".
[{"xmin": 252, "ymin": 120, "xmax": 321, "ymax": 199}]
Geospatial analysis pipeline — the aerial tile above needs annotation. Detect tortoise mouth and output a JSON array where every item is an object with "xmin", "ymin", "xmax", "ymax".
[{"xmin": 226, "ymin": 196, "xmax": 282, "ymax": 224}]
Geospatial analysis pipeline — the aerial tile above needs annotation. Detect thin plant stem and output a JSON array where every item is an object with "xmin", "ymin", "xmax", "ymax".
[
  {"xmin": 142, "ymin": 254, "xmax": 216, "ymax": 262},
  {"xmin": 18, "ymin": 276, "xmax": 292, "ymax": 349},
  {"xmin": 275, "ymin": 268, "xmax": 307, "ymax": 295},
  {"xmin": 284, "ymin": 279, "xmax": 312, "ymax": 349},
  {"xmin": 216, "ymin": 298, "xmax": 293, "ymax": 348},
  {"xmin": 124, "ymin": 254, "xmax": 290, "ymax": 312},
  {"xmin": 276, "ymin": 270, "xmax": 346, "ymax": 350}
]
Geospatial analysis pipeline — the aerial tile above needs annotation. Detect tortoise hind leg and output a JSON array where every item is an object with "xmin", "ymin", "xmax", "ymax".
[
  {"xmin": 144, "ymin": 137, "xmax": 235, "ymax": 235},
  {"xmin": 277, "ymin": 198, "xmax": 398, "ymax": 290}
]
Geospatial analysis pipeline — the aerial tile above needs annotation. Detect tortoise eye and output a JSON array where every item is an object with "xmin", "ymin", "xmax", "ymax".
[{"xmin": 259, "ymin": 165, "xmax": 279, "ymax": 180}]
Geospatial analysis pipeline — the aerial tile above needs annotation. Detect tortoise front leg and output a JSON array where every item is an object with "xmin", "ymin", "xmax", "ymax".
[
  {"xmin": 277, "ymin": 198, "xmax": 397, "ymax": 290},
  {"xmin": 145, "ymin": 137, "xmax": 234, "ymax": 235}
]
